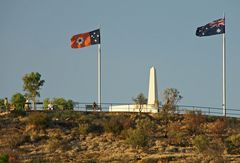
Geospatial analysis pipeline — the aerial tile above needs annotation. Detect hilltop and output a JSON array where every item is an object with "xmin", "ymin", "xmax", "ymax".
[{"xmin": 0, "ymin": 110, "xmax": 240, "ymax": 162}]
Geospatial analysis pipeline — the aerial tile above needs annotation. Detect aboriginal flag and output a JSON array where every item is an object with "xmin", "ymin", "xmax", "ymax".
[
  {"xmin": 196, "ymin": 18, "xmax": 225, "ymax": 37},
  {"xmin": 71, "ymin": 29, "xmax": 100, "ymax": 48}
]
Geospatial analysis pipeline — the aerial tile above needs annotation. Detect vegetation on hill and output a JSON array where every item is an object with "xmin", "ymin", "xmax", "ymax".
[
  {"xmin": 22, "ymin": 72, "xmax": 45, "ymax": 111},
  {"xmin": 0, "ymin": 110, "xmax": 240, "ymax": 162},
  {"xmin": 0, "ymin": 73, "xmax": 240, "ymax": 162}
]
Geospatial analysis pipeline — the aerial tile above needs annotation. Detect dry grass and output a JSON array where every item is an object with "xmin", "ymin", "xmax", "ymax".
[{"xmin": 0, "ymin": 112, "xmax": 240, "ymax": 162}]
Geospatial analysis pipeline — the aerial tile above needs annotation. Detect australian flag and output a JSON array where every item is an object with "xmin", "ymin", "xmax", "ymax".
[{"xmin": 196, "ymin": 18, "xmax": 225, "ymax": 37}]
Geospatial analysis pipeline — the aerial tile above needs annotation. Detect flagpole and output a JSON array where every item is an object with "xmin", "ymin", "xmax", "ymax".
[
  {"xmin": 223, "ymin": 30, "xmax": 226, "ymax": 116},
  {"xmin": 98, "ymin": 41, "xmax": 101, "ymax": 109}
]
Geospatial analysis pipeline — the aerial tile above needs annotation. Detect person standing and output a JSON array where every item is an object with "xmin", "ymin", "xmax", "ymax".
[
  {"xmin": 24, "ymin": 99, "xmax": 30, "ymax": 111},
  {"xmin": 92, "ymin": 101, "xmax": 97, "ymax": 111},
  {"xmin": 4, "ymin": 97, "xmax": 8, "ymax": 111}
]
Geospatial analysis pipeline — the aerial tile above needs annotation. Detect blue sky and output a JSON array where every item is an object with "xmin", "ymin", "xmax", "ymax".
[{"xmin": 0, "ymin": 0, "xmax": 240, "ymax": 109}]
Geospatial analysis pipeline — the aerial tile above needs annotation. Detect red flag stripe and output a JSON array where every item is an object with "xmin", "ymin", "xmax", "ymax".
[{"xmin": 71, "ymin": 32, "xmax": 91, "ymax": 48}]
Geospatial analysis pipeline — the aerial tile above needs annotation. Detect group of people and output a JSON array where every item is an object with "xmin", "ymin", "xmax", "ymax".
[
  {"xmin": 2, "ymin": 97, "xmax": 31, "ymax": 111},
  {"xmin": 2, "ymin": 98, "xmax": 99, "ymax": 112},
  {"xmin": 2, "ymin": 97, "xmax": 55, "ymax": 111},
  {"xmin": 47, "ymin": 103, "xmax": 54, "ymax": 110}
]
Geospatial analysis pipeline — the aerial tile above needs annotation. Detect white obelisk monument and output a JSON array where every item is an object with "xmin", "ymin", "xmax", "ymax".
[
  {"xmin": 147, "ymin": 67, "xmax": 158, "ymax": 105},
  {"xmin": 109, "ymin": 66, "xmax": 159, "ymax": 113}
]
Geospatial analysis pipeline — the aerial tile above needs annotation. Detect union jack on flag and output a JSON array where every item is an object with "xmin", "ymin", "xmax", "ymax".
[{"xmin": 196, "ymin": 18, "xmax": 225, "ymax": 37}]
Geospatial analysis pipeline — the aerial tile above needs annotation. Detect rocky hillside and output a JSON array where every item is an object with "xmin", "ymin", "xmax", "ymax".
[{"xmin": 0, "ymin": 110, "xmax": 240, "ymax": 162}]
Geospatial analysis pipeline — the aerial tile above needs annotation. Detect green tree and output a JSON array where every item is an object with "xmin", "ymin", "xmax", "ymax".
[
  {"xmin": 22, "ymin": 72, "xmax": 45, "ymax": 110},
  {"xmin": 52, "ymin": 97, "xmax": 74, "ymax": 110},
  {"xmin": 11, "ymin": 93, "xmax": 26, "ymax": 110},
  {"xmin": 43, "ymin": 98, "xmax": 50, "ymax": 110},
  {"xmin": 132, "ymin": 93, "xmax": 147, "ymax": 113},
  {"xmin": 66, "ymin": 100, "xmax": 74, "ymax": 110},
  {"xmin": 52, "ymin": 97, "xmax": 66, "ymax": 110}
]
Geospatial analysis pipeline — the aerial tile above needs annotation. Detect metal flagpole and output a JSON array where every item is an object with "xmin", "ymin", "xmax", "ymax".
[
  {"xmin": 222, "ymin": 17, "xmax": 226, "ymax": 116},
  {"xmin": 98, "ymin": 42, "xmax": 101, "ymax": 109}
]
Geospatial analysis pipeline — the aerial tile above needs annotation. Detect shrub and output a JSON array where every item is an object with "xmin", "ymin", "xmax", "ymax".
[
  {"xmin": 168, "ymin": 122, "xmax": 188, "ymax": 146},
  {"xmin": 87, "ymin": 123, "xmax": 104, "ymax": 134},
  {"xmin": 0, "ymin": 99, "xmax": 6, "ymax": 111},
  {"xmin": 7, "ymin": 133, "xmax": 30, "ymax": 149},
  {"xmin": 0, "ymin": 153, "xmax": 9, "ymax": 163},
  {"xmin": 79, "ymin": 124, "xmax": 90, "ymax": 135},
  {"xmin": 157, "ymin": 111, "xmax": 176, "ymax": 137},
  {"xmin": 78, "ymin": 114, "xmax": 92, "ymax": 124},
  {"xmin": 207, "ymin": 139, "xmax": 225, "ymax": 160},
  {"xmin": 192, "ymin": 135, "xmax": 209, "ymax": 154},
  {"xmin": 11, "ymin": 93, "xmax": 26, "ymax": 110},
  {"xmin": 51, "ymin": 97, "xmax": 74, "ymax": 110},
  {"xmin": 225, "ymin": 134, "xmax": 240, "ymax": 154},
  {"xmin": 103, "ymin": 116, "xmax": 124, "ymax": 135},
  {"xmin": 10, "ymin": 109, "xmax": 26, "ymax": 117},
  {"xmin": 126, "ymin": 128, "xmax": 149, "ymax": 147},
  {"xmin": 226, "ymin": 117, "xmax": 238, "ymax": 129},
  {"xmin": 51, "ymin": 110, "xmax": 79, "ymax": 121},
  {"xmin": 140, "ymin": 157, "xmax": 159, "ymax": 163},
  {"xmin": 46, "ymin": 138, "xmax": 62, "ymax": 152},
  {"xmin": 136, "ymin": 117, "xmax": 155, "ymax": 135},
  {"xmin": 66, "ymin": 100, "xmax": 74, "ymax": 110},
  {"xmin": 79, "ymin": 123, "xmax": 104, "ymax": 135},
  {"xmin": 206, "ymin": 115, "xmax": 217, "ymax": 122},
  {"xmin": 229, "ymin": 134, "xmax": 240, "ymax": 146},
  {"xmin": 77, "ymin": 114, "xmax": 104, "ymax": 135},
  {"xmin": 193, "ymin": 135, "xmax": 225, "ymax": 161},
  {"xmin": 29, "ymin": 130, "xmax": 42, "ymax": 142},
  {"xmin": 207, "ymin": 118, "xmax": 227, "ymax": 136},
  {"xmin": 122, "ymin": 118, "xmax": 135, "ymax": 129},
  {"xmin": 103, "ymin": 114, "xmax": 134, "ymax": 135},
  {"xmin": 27, "ymin": 112, "xmax": 50, "ymax": 128},
  {"xmin": 182, "ymin": 110, "xmax": 205, "ymax": 135}
]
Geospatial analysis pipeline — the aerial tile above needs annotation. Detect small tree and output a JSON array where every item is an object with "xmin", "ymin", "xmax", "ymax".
[
  {"xmin": 52, "ymin": 97, "xmax": 74, "ymax": 110},
  {"xmin": 159, "ymin": 88, "xmax": 182, "ymax": 137},
  {"xmin": 162, "ymin": 88, "xmax": 182, "ymax": 113},
  {"xmin": 43, "ymin": 98, "xmax": 50, "ymax": 110},
  {"xmin": 66, "ymin": 100, "xmax": 74, "ymax": 110},
  {"xmin": 132, "ymin": 93, "xmax": 147, "ymax": 113},
  {"xmin": 11, "ymin": 93, "xmax": 26, "ymax": 110},
  {"xmin": 0, "ymin": 99, "xmax": 6, "ymax": 111},
  {"xmin": 22, "ymin": 72, "xmax": 45, "ymax": 110}
]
